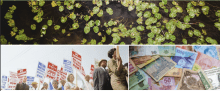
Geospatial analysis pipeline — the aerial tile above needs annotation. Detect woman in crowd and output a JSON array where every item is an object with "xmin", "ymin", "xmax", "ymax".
[
  {"xmin": 52, "ymin": 80, "xmax": 59, "ymax": 90},
  {"xmin": 41, "ymin": 82, "xmax": 48, "ymax": 90},
  {"xmin": 64, "ymin": 74, "xmax": 79, "ymax": 90},
  {"xmin": 107, "ymin": 48, "xmax": 128, "ymax": 90}
]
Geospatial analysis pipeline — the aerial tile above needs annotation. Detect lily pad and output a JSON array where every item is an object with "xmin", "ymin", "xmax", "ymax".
[
  {"xmin": 54, "ymin": 25, "xmax": 60, "ymax": 30},
  {"xmin": 61, "ymin": 16, "xmax": 67, "ymax": 23},
  {"xmin": 93, "ymin": 26, "xmax": 99, "ymax": 33},
  {"xmin": 72, "ymin": 23, "xmax": 79, "ymax": 29},
  {"xmin": 47, "ymin": 20, "xmax": 52, "ymax": 26},
  {"xmin": 84, "ymin": 26, "xmax": 90, "ymax": 34},
  {"xmin": 106, "ymin": 7, "xmax": 113, "ymax": 15},
  {"xmin": 31, "ymin": 24, "xmax": 36, "ymax": 30},
  {"xmin": 93, "ymin": 6, "xmax": 100, "ymax": 14},
  {"xmin": 95, "ymin": 20, "xmax": 101, "ymax": 26},
  {"xmin": 59, "ymin": 6, "xmax": 64, "ymax": 12}
]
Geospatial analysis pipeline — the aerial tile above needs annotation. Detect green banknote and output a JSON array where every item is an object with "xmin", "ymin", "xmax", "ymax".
[
  {"xmin": 129, "ymin": 69, "xmax": 145, "ymax": 89},
  {"xmin": 158, "ymin": 46, "xmax": 176, "ymax": 56},
  {"xmin": 198, "ymin": 70, "xmax": 213, "ymax": 90},
  {"xmin": 130, "ymin": 80, "xmax": 149, "ymax": 90}
]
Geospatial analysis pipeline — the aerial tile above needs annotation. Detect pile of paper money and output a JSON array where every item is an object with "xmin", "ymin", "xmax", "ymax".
[{"xmin": 129, "ymin": 46, "xmax": 220, "ymax": 90}]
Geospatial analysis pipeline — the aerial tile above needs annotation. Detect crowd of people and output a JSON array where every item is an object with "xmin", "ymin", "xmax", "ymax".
[{"xmin": 12, "ymin": 48, "xmax": 128, "ymax": 90}]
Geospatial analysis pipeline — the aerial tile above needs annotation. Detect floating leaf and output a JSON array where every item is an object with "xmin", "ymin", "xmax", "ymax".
[
  {"xmin": 93, "ymin": 26, "xmax": 99, "ymax": 33},
  {"xmin": 12, "ymin": 27, "xmax": 18, "ymax": 32},
  {"xmin": 188, "ymin": 30, "xmax": 193, "ymax": 37},
  {"xmin": 101, "ymin": 35, "xmax": 106, "ymax": 42},
  {"xmin": 69, "ymin": 12, "xmax": 76, "ymax": 20},
  {"xmin": 72, "ymin": 23, "xmax": 79, "ymax": 29},
  {"xmin": 8, "ymin": 19, "xmax": 15, "ymax": 27},
  {"xmin": 97, "ymin": 9, "xmax": 103, "ymax": 17},
  {"xmin": 42, "ymin": 25, "xmax": 48, "ymax": 30},
  {"xmin": 4, "ymin": 12, "xmax": 13, "ymax": 20},
  {"xmin": 61, "ymin": 16, "xmax": 67, "ymax": 23},
  {"xmin": 81, "ymin": 38, "xmax": 87, "ymax": 44},
  {"xmin": 31, "ymin": 24, "xmax": 36, "ymax": 30},
  {"xmin": 170, "ymin": 35, "xmax": 176, "ymax": 41},
  {"xmin": 39, "ymin": 0, "xmax": 45, "ymax": 7},
  {"xmin": 193, "ymin": 29, "xmax": 201, "ymax": 36},
  {"xmin": 184, "ymin": 15, "xmax": 190, "ymax": 23},
  {"xmin": 148, "ymin": 32, "xmax": 154, "ymax": 38},
  {"xmin": 182, "ymin": 38, "xmax": 187, "ymax": 44},
  {"xmin": 95, "ymin": 20, "xmax": 101, "ymax": 26},
  {"xmin": 198, "ymin": 1, "xmax": 205, "ymax": 6},
  {"xmin": 137, "ymin": 25, "xmax": 144, "ymax": 31},
  {"xmin": 75, "ymin": 3, "xmax": 82, "ymax": 8},
  {"xmin": 199, "ymin": 23, "xmax": 205, "ymax": 28},
  {"xmin": 62, "ymin": 29, "xmax": 66, "ymax": 34},
  {"xmin": 106, "ymin": 28, "xmax": 112, "ymax": 35},
  {"xmin": 106, "ymin": 7, "xmax": 113, "ymax": 15},
  {"xmin": 202, "ymin": 6, "xmax": 209, "ymax": 15},
  {"xmin": 1, "ymin": 35, "xmax": 7, "ymax": 44},
  {"xmin": 53, "ymin": 38, "xmax": 58, "ymax": 42},
  {"xmin": 66, "ymin": 5, "xmax": 74, "ymax": 10},
  {"xmin": 137, "ymin": 11, "xmax": 142, "ymax": 17},
  {"xmin": 215, "ymin": 10, "xmax": 220, "ymax": 17},
  {"xmin": 59, "ymin": 6, "xmax": 64, "ymax": 12},
  {"xmin": 105, "ymin": 0, "xmax": 109, "ymax": 5},
  {"xmin": 88, "ymin": 20, "xmax": 95, "ymax": 27},
  {"xmin": 10, "ymin": 31, "xmax": 16, "ymax": 37},
  {"xmin": 54, "ymin": 25, "xmax": 60, "ymax": 30},
  {"xmin": 144, "ymin": 11, "xmax": 151, "ymax": 18},
  {"xmin": 51, "ymin": 1, "xmax": 57, "ymax": 7},
  {"xmin": 93, "ymin": 6, "xmax": 100, "ymax": 14},
  {"xmin": 128, "ymin": 5, "xmax": 135, "ymax": 11},
  {"xmin": 84, "ymin": 15, "xmax": 90, "ymax": 22},
  {"xmin": 47, "ymin": 20, "xmax": 52, "ymax": 26},
  {"xmin": 108, "ymin": 20, "xmax": 114, "ymax": 27},
  {"xmin": 84, "ymin": 26, "xmax": 90, "ymax": 34}
]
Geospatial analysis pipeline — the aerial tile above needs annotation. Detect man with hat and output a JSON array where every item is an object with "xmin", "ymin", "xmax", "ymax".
[
  {"xmin": 29, "ymin": 82, "xmax": 38, "ymax": 90},
  {"xmin": 93, "ymin": 59, "xmax": 112, "ymax": 90},
  {"xmin": 15, "ymin": 76, "xmax": 29, "ymax": 90}
]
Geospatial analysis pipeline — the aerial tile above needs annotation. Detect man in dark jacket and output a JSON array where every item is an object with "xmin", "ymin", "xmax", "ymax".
[
  {"xmin": 15, "ymin": 76, "xmax": 29, "ymax": 90},
  {"xmin": 93, "ymin": 59, "xmax": 112, "ymax": 90}
]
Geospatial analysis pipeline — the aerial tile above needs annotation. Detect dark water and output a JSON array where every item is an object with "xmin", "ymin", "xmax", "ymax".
[{"xmin": 1, "ymin": 1, "xmax": 220, "ymax": 44}]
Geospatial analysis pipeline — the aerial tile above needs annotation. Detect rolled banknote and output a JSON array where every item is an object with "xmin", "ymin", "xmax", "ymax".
[
  {"xmin": 136, "ymin": 55, "xmax": 160, "ymax": 68},
  {"xmin": 129, "ymin": 59, "xmax": 138, "ymax": 75},
  {"xmin": 148, "ymin": 77, "xmax": 176, "ymax": 90},
  {"xmin": 204, "ymin": 67, "xmax": 220, "ymax": 90},
  {"xmin": 129, "ymin": 69, "xmax": 146, "ymax": 89},
  {"xmin": 129, "ymin": 80, "xmax": 149, "ymax": 90},
  {"xmin": 141, "ymin": 57, "xmax": 176, "ymax": 82},
  {"xmin": 176, "ymin": 46, "xmax": 194, "ymax": 52},
  {"xmin": 198, "ymin": 70, "xmax": 213, "ymax": 90},
  {"xmin": 216, "ymin": 46, "xmax": 220, "ymax": 61},
  {"xmin": 177, "ymin": 69, "xmax": 206, "ymax": 90},
  {"xmin": 158, "ymin": 46, "xmax": 176, "ymax": 56},
  {"xmin": 194, "ymin": 46, "xmax": 219, "ymax": 60},
  {"xmin": 164, "ymin": 68, "xmax": 183, "ymax": 77},
  {"xmin": 131, "ymin": 56, "xmax": 152, "ymax": 65},
  {"xmin": 171, "ymin": 48, "xmax": 198, "ymax": 69},
  {"xmin": 194, "ymin": 51, "xmax": 220, "ymax": 71}
]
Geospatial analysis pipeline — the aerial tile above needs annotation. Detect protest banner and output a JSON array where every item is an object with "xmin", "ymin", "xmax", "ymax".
[
  {"xmin": 1, "ymin": 75, "xmax": 7, "ymax": 89},
  {"xmin": 36, "ymin": 62, "xmax": 46, "ymax": 79},
  {"xmin": 8, "ymin": 71, "xmax": 17, "ymax": 89},
  {"xmin": 56, "ymin": 70, "xmax": 60, "ymax": 82},
  {"xmin": 63, "ymin": 59, "xmax": 73, "ymax": 73},
  {"xmin": 17, "ymin": 68, "xmax": 27, "ymax": 83},
  {"xmin": 59, "ymin": 67, "xmax": 67, "ymax": 81},
  {"xmin": 26, "ymin": 76, "xmax": 35, "ymax": 88},
  {"xmin": 72, "ymin": 50, "xmax": 82, "ymax": 71},
  {"xmin": 46, "ymin": 62, "xmax": 57, "ymax": 80}
]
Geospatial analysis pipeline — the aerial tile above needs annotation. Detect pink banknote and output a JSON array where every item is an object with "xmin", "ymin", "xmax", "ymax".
[
  {"xmin": 195, "ymin": 51, "xmax": 220, "ymax": 70},
  {"xmin": 148, "ymin": 77, "xmax": 176, "ymax": 90}
]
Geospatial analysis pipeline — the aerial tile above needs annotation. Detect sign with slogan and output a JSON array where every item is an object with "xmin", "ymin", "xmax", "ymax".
[
  {"xmin": 72, "ymin": 50, "xmax": 82, "ymax": 61},
  {"xmin": 80, "ymin": 67, "xmax": 86, "ymax": 76},
  {"xmin": 26, "ymin": 76, "xmax": 35, "ymax": 88},
  {"xmin": 56, "ymin": 70, "xmax": 60, "ymax": 82},
  {"xmin": 17, "ymin": 68, "xmax": 27, "ymax": 83},
  {"xmin": 36, "ymin": 62, "xmax": 46, "ymax": 79},
  {"xmin": 8, "ymin": 71, "xmax": 17, "ymax": 89},
  {"xmin": 46, "ymin": 62, "xmax": 57, "ymax": 80},
  {"xmin": 59, "ymin": 67, "xmax": 67, "ymax": 81},
  {"xmin": 72, "ymin": 50, "xmax": 82, "ymax": 70},
  {"xmin": 1, "ymin": 75, "xmax": 7, "ymax": 89},
  {"xmin": 63, "ymin": 60, "xmax": 73, "ymax": 73}
]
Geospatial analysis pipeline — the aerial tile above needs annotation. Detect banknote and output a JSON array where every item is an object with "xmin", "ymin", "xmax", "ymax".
[
  {"xmin": 158, "ymin": 46, "xmax": 176, "ymax": 56},
  {"xmin": 171, "ymin": 48, "xmax": 198, "ymax": 69},
  {"xmin": 192, "ymin": 63, "xmax": 202, "ymax": 72},
  {"xmin": 216, "ymin": 46, "xmax": 220, "ymax": 61},
  {"xmin": 141, "ymin": 57, "xmax": 176, "ymax": 82},
  {"xmin": 129, "ymin": 59, "xmax": 138, "ymax": 75},
  {"xmin": 136, "ymin": 55, "xmax": 160, "ymax": 68},
  {"xmin": 129, "ymin": 80, "xmax": 149, "ymax": 90},
  {"xmin": 164, "ymin": 68, "xmax": 183, "ymax": 77},
  {"xmin": 131, "ymin": 56, "xmax": 152, "ymax": 65},
  {"xmin": 148, "ymin": 77, "xmax": 176, "ymax": 90},
  {"xmin": 194, "ymin": 46, "xmax": 219, "ymax": 60},
  {"xmin": 177, "ymin": 69, "xmax": 205, "ymax": 90},
  {"xmin": 195, "ymin": 51, "xmax": 220, "ymax": 71},
  {"xmin": 129, "ymin": 46, "xmax": 159, "ymax": 57},
  {"xmin": 176, "ymin": 46, "xmax": 194, "ymax": 52},
  {"xmin": 129, "ymin": 69, "xmax": 146, "ymax": 89},
  {"xmin": 198, "ymin": 70, "xmax": 213, "ymax": 90},
  {"xmin": 204, "ymin": 67, "xmax": 220, "ymax": 90}
]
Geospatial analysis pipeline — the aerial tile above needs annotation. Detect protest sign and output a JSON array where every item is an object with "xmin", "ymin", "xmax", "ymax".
[
  {"xmin": 36, "ymin": 62, "xmax": 46, "ymax": 79},
  {"xmin": 1, "ymin": 75, "xmax": 7, "ymax": 89},
  {"xmin": 90, "ymin": 64, "xmax": 94, "ymax": 79},
  {"xmin": 63, "ymin": 60, "xmax": 73, "ymax": 73},
  {"xmin": 46, "ymin": 62, "xmax": 57, "ymax": 80},
  {"xmin": 8, "ymin": 71, "xmax": 17, "ymax": 89},
  {"xmin": 59, "ymin": 67, "xmax": 67, "ymax": 81},
  {"xmin": 26, "ymin": 76, "xmax": 35, "ymax": 88},
  {"xmin": 17, "ymin": 69, "xmax": 27, "ymax": 83}
]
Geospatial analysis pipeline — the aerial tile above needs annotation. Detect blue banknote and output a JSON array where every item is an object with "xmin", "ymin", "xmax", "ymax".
[
  {"xmin": 171, "ymin": 48, "xmax": 198, "ymax": 69},
  {"xmin": 193, "ymin": 46, "xmax": 219, "ymax": 60}
]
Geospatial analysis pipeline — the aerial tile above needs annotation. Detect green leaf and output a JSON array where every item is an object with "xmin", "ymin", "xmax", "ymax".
[
  {"xmin": 72, "ymin": 23, "xmax": 79, "ymax": 29},
  {"xmin": 106, "ymin": 28, "xmax": 112, "ymax": 35},
  {"xmin": 8, "ymin": 19, "xmax": 15, "ymax": 27},
  {"xmin": 128, "ymin": 5, "xmax": 135, "ymax": 11},
  {"xmin": 162, "ymin": 0, "xmax": 167, "ymax": 5},
  {"xmin": 101, "ymin": 36, "xmax": 106, "ymax": 43},
  {"xmin": 112, "ymin": 27, "xmax": 119, "ymax": 32},
  {"xmin": 95, "ymin": 20, "xmax": 101, "ymax": 26},
  {"xmin": 59, "ymin": 6, "xmax": 64, "ymax": 12},
  {"xmin": 148, "ymin": 32, "xmax": 154, "ymax": 38},
  {"xmin": 81, "ymin": 38, "xmax": 87, "ymax": 44},
  {"xmin": 93, "ymin": 6, "xmax": 100, "ymax": 14},
  {"xmin": 215, "ymin": 10, "xmax": 220, "ymax": 17},
  {"xmin": 69, "ymin": 12, "xmax": 76, "ymax": 20},
  {"xmin": 170, "ymin": 35, "xmax": 176, "ymax": 41},
  {"xmin": 88, "ymin": 20, "xmax": 95, "ymax": 27},
  {"xmin": 164, "ymin": 9, "xmax": 168, "ymax": 13},
  {"xmin": 188, "ymin": 30, "xmax": 193, "ymax": 37},
  {"xmin": 198, "ymin": 1, "xmax": 205, "ymax": 6},
  {"xmin": 199, "ymin": 23, "xmax": 205, "ymax": 28},
  {"xmin": 47, "ymin": 20, "xmax": 52, "ymax": 26},
  {"xmin": 120, "ymin": 42, "xmax": 125, "ymax": 45},
  {"xmin": 152, "ymin": 7, "xmax": 159, "ymax": 14},
  {"xmin": 4, "ymin": 12, "xmax": 13, "ymax": 19},
  {"xmin": 84, "ymin": 26, "xmax": 90, "ymax": 34},
  {"xmin": 184, "ymin": 15, "xmax": 190, "ymax": 23},
  {"xmin": 169, "ymin": 12, "xmax": 177, "ymax": 18},
  {"xmin": 51, "ymin": 1, "xmax": 57, "ymax": 7},
  {"xmin": 182, "ymin": 39, "xmax": 187, "ymax": 44},
  {"xmin": 54, "ymin": 25, "xmax": 60, "ymax": 30},
  {"xmin": 89, "ymin": 39, "xmax": 96, "ymax": 45},
  {"xmin": 93, "ymin": 26, "xmax": 99, "ymax": 33},
  {"xmin": 75, "ymin": 3, "xmax": 82, "ymax": 8},
  {"xmin": 136, "ymin": 17, "xmax": 143, "ymax": 24},
  {"xmin": 53, "ymin": 38, "xmax": 58, "ymax": 42},
  {"xmin": 154, "ymin": 13, "xmax": 162, "ymax": 19},
  {"xmin": 39, "ymin": 0, "xmax": 45, "ymax": 7},
  {"xmin": 137, "ymin": 11, "xmax": 143, "ymax": 17},
  {"xmin": 84, "ymin": 15, "xmax": 90, "ymax": 22},
  {"xmin": 172, "ymin": 1, "xmax": 178, "ymax": 6},
  {"xmin": 12, "ymin": 27, "xmax": 18, "ymax": 32},
  {"xmin": 108, "ymin": 20, "xmax": 114, "ymax": 26},
  {"xmin": 62, "ymin": 29, "xmax": 66, "ymax": 34},
  {"xmin": 202, "ymin": 6, "xmax": 209, "ymax": 15},
  {"xmin": 97, "ymin": 9, "xmax": 103, "ymax": 17},
  {"xmin": 193, "ymin": 29, "xmax": 201, "ymax": 36},
  {"xmin": 31, "ymin": 24, "xmax": 36, "ymax": 30},
  {"xmin": 61, "ymin": 16, "xmax": 67, "ymax": 23},
  {"xmin": 1, "ymin": 35, "xmax": 7, "ymax": 44},
  {"xmin": 137, "ymin": 25, "xmax": 144, "ymax": 31},
  {"xmin": 66, "ymin": 4, "xmax": 74, "ymax": 10},
  {"xmin": 106, "ymin": 7, "xmax": 113, "ymax": 15},
  {"xmin": 144, "ymin": 11, "xmax": 151, "ymax": 18},
  {"xmin": 105, "ymin": 0, "xmax": 109, "ymax": 5}
]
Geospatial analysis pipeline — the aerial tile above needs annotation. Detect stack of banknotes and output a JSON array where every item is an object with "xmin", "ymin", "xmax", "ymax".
[{"xmin": 129, "ymin": 46, "xmax": 220, "ymax": 90}]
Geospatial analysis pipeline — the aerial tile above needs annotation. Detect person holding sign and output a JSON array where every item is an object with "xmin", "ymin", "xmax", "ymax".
[
  {"xmin": 107, "ymin": 48, "xmax": 128, "ymax": 90},
  {"xmin": 15, "ymin": 76, "xmax": 29, "ymax": 90},
  {"xmin": 93, "ymin": 59, "xmax": 112, "ymax": 90},
  {"xmin": 41, "ymin": 82, "xmax": 48, "ymax": 90},
  {"xmin": 52, "ymin": 80, "xmax": 59, "ymax": 90},
  {"xmin": 64, "ymin": 74, "xmax": 79, "ymax": 90},
  {"xmin": 29, "ymin": 82, "xmax": 38, "ymax": 90}
]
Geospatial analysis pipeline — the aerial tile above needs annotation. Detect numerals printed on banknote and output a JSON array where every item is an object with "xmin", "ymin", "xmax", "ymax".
[
  {"xmin": 177, "ymin": 69, "xmax": 206, "ymax": 90},
  {"xmin": 172, "ymin": 48, "xmax": 198, "ymax": 70},
  {"xmin": 204, "ymin": 67, "xmax": 220, "ymax": 90},
  {"xmin": 129, "ymin": 59, "xmax": 138, "ymax": 75},
  {"xmin": 194, "ymin": 46, "xmax": 219, "ymax": 60},
  {"xmin": 141, "ymin": 57, "xmax": 176, "ymax": 82},
  {"xmin": 158, "ymin": 46, "xmax": 176, "ymax": 56},
  {"xmin": 129, "ymin": 69, "xmax": 146, "ymax": 89},
  {"xmin": 195, "ymin": 51, "xmax": 220, "ymax": 71},
  {"xmin": 164, "ymin": 68, "xmax": 183, "ymax": 77},
  {"xmin": 148, "ymin": 77, "xmax": 176, "ymax": 90}
]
